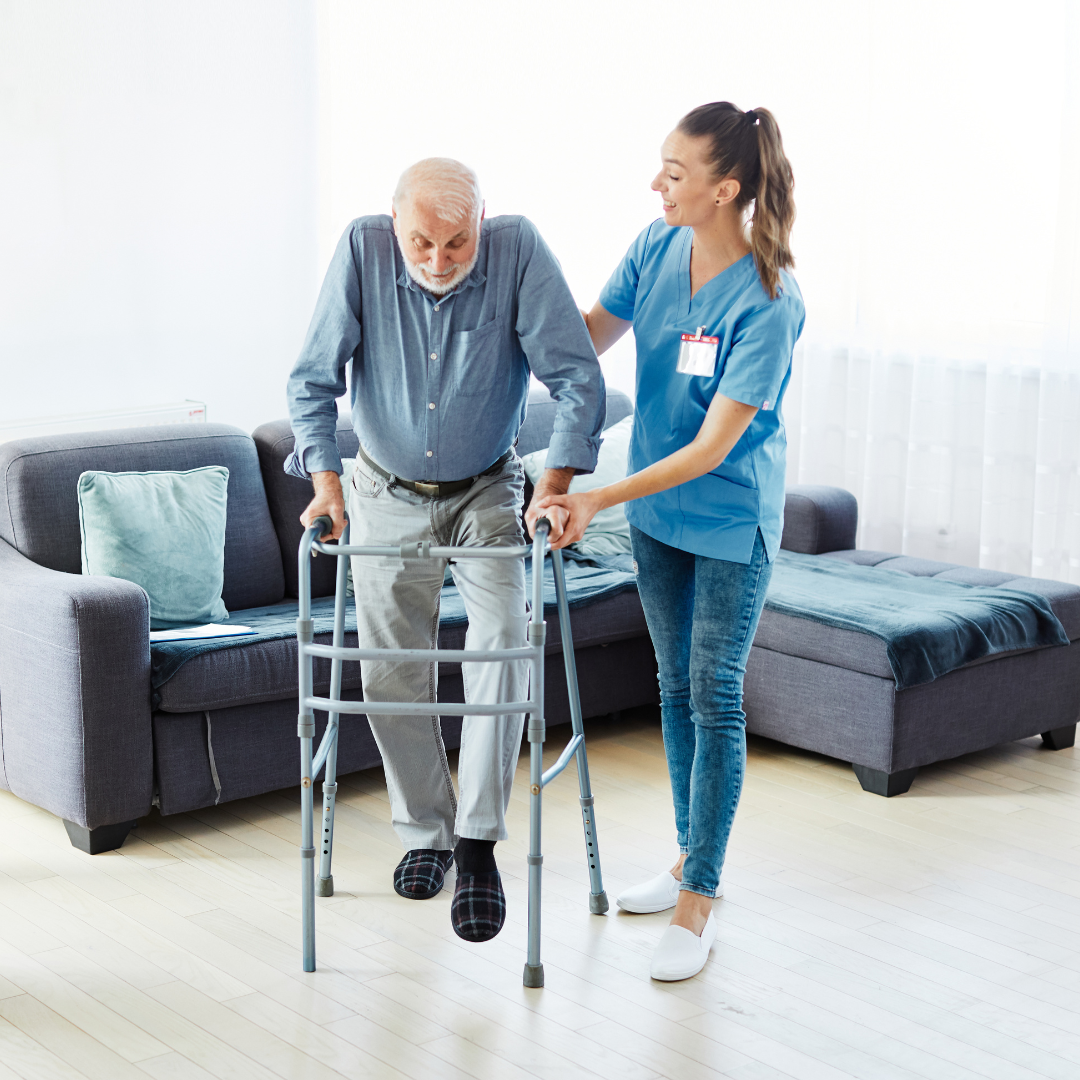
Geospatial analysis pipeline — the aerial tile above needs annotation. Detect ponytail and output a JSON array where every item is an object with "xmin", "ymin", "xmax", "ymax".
[{"xmin": 677, "ymin": 102, "xmax": 796, "ymax": 300}]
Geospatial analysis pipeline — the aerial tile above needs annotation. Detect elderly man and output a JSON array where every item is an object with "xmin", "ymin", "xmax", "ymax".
[{"xmin": 286, "ymin": 158, "xmax": 604, "ymax": 942}]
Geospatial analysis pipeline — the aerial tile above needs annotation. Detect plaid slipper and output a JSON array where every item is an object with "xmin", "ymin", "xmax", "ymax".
[
  {"xmin": 393, "ymin": 849, "xmax": 454, "ymax": 900},
  {"xmin": 451, "ymin": 870, "xmax": 506, "ymax": 942}
]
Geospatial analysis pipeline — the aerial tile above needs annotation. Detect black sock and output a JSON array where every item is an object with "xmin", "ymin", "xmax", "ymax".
[{"xmin": 455, "ymin": 837, "xmax": 496, "ymax": 875}]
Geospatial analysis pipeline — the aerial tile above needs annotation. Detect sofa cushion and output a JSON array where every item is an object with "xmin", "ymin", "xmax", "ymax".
[
  {"xmin": 0, "ymin": 424, "xmax": 284, "ymax": 611},
  {"xmin": 156, "ymin": 588, "xmax": 649, "ymax": 713}
]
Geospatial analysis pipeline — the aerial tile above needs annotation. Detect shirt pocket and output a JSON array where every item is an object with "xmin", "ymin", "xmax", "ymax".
[{"xmin": 448, "ymin": 315, "xmax": 508, "ymax": 398}]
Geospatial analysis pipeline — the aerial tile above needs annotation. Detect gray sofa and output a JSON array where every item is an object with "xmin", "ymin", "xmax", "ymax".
[
  {"xmin": 2, "ymin": 389, "xmax": 1078, "ymax": 856},
  {"xmin": 0, "ymin": 388, "xmax": 658, "ymax": 853},
  {"xmin": 749, "ymin": 487, "xmax": 1080, "ymax": 795}
]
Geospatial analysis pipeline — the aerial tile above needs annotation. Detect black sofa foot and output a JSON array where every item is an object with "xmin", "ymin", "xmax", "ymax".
[
  {"xmin": 1042, "ymin": 725, "xmax": 1076, "ymax": 750},
  {"xmin": 852, "ymin": 764, "xmax": 919, "ymax": 797},
  {"xmin": 63, "ymin": 819, "xmax": 137, "ymax": 854}
]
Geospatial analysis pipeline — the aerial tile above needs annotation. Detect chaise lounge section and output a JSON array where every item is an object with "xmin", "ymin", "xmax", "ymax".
[{"xmin": 754, "ymin": 486, "xmax": 1080, "ymax": 795}]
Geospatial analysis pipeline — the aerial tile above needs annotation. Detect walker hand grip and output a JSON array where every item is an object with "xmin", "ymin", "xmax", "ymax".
[
  {"xmin": 535, "ymin": 517, "xmax": 551, "ymax": 536},
  {"xmin": 313, "ymin": 515, "xmax": 334, "ymax": 541}
]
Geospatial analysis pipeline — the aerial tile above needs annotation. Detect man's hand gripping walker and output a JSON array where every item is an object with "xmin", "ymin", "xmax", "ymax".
[{"xmin": 297, "ymin": 514, "xmax": 608, "ymax": 988}]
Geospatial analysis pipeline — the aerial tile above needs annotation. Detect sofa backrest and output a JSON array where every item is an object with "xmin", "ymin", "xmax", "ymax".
[
  {"xmin": 0, "ymin": 424, "xmax": 285, "ymax": 611},
  {"xmin": 252, "ymin": 416, "xmax": 359, "ymax": 599},
  {"xmin": 254, "ymin": 385, "xmax": 634, "ymax": 598},
  {"xmin": 517, "ymin": 384, "xmax": 633, "ymax": 458}
]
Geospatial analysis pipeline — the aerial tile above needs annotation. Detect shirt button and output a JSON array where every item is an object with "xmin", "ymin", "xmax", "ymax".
[
  {"xmin": 430, "ymin": 352, "xmax": 437, "ymax": 360},
  {"xmin": 433, "ymin": 305, "xmax": 440, "ymax": 311},
  {"xmin": 428, "ymin": 402, "xmax": 435, "ymax": 410},
  {"xmin": 426, "ymin": 450, "xmax": 433, "ymax": 457}
]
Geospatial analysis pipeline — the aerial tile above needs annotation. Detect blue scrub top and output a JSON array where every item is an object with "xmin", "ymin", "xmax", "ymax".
[{"xmin": 599, "ymin": 220, "xmax": 805, "ymax": 564}]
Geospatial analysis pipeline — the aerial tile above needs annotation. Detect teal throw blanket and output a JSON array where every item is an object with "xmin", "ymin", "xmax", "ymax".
[{"xmin": 767, "ymin": 551, "xmax": 1069, "ymax": 689}]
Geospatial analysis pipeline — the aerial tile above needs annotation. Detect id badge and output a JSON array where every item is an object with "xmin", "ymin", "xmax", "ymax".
[{"xmin": 676, "ymin": 326, "xmax": 719, "ymax": 377}]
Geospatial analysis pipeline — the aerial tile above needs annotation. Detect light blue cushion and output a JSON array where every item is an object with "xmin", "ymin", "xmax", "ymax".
[
  {"xmin": 522, "ymin": 414, "xmax": 633, "ymax": 556},
  {"xmin": 78, "ymin": 467, "xmax": 230, "ymax": 629}
]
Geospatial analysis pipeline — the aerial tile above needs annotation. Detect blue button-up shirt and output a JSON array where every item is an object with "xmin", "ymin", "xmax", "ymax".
[{"xmin": 285, "ymin": 214, "xmax": 605, "ymax": 482}]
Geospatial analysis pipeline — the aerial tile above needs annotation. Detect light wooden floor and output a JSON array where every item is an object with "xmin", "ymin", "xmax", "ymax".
[{"xmin": 1, "ymin": 709, "xmax": 1079, "ymax": 1080}]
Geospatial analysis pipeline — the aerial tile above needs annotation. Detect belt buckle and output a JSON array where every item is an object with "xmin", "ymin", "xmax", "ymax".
[{"xmin": 414, "ymin": 481, "xmax": 441, "ymax": 498}]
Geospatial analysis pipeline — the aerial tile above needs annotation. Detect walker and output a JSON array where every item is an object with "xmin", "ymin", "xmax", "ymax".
[{"xmin": 296, "ymin": 514, "xmax": 608, "ymax": 987}]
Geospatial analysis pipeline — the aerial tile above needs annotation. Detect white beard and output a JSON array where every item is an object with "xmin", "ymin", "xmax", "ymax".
[{"xmin": 398, "ymin": 243, "xmax": 480, "ymax": 296}]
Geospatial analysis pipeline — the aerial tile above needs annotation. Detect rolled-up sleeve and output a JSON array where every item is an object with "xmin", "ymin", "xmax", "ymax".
[
  {"xmin": 284, "ymin": 224, "xmax": 363, "ymax": 479},
  {"xmin": 514, "ymin": 219, "xmax": 606, "ymax": 473}
]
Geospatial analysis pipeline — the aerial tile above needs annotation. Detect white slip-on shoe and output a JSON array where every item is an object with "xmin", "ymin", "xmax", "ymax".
[
  {"xmin": 616, "ymin": 871, "xmax": 680, "ymax": 913},
  {"xmin": 649, "ymin": 913, "xmax": 717, "ymax": 981},
  {"xmin": 616, "ymin": 873, "xmax": 723, "ymax": 914}
]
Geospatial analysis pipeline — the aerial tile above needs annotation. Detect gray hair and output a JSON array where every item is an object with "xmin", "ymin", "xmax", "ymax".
[{"xmin": 393, "ymin": 158, "xmax": 483, "ymax": 224}]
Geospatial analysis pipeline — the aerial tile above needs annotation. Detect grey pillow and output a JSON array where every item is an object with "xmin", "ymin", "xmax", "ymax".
[{"xmin": 77, "ymin": 466, "xmax": 230, "ymax": 629}]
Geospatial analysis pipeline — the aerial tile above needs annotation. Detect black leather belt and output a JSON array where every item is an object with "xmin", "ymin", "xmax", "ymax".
[{"xmin": 355, "ymin": 443, "xmax": 514, "ymax": 499}]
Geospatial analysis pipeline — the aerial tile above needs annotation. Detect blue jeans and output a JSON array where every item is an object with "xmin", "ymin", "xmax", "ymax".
[{"xmin": 631, "ymin": 525, "xmax": 772, "ymax": 898}]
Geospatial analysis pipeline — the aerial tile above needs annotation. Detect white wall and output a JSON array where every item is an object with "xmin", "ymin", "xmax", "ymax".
[
  {"xmin": 318, "ymin": 0, "xmax": 1074, "ymax": 395},
  {"xmin": 0, "ymin": 0, "xmax": 319, "ymax": 435}
]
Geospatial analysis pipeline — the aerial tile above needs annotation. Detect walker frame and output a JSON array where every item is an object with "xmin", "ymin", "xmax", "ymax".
[{"xmin": 296, "ymin": 514, "xmax": 608, "ymax": 987}]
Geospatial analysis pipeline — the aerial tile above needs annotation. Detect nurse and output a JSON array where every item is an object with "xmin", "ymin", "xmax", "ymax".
[{"xmin": 536, "ymin": 101, "xmax": 803, "ymax": 981}]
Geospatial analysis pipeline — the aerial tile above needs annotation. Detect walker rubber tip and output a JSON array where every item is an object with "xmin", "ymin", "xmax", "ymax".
[
  {"xmin": 522, "ymin": 962, "xmax": 545, "ymax": 988},
  {"xmin": 589, "ymin": 890, "xmax": 609, "ymax": 915},
  {"xmin": 316, "ymin": 875, "xmax": 334, "ymax": 897}
]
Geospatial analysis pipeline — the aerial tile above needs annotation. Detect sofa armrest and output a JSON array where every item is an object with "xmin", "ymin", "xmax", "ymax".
[
  {"xmin": 0, "ymin": 538, "xmax": 153, "ymax": 829},
  {"xmin": 781, "ymin": 485, "xmax": 858, "ymax": 554}
]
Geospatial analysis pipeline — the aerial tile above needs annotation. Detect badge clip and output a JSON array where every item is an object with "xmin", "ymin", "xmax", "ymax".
[{"xmin": 677, "ymin": 326, "xmax": 719, "ymax": 377}]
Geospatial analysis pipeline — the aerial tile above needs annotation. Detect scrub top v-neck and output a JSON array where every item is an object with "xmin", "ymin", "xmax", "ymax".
[{"xmin": 599, "ymin": 219, "xmax": 805, "ymax": 563}]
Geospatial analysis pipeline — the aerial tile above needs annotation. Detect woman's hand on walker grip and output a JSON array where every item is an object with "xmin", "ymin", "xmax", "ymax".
[
  {"xmin": 301, "ymin": 471, "xmax": 346, "ymax": 540},
  {"xmin": 534, "ymin": 490, "xmax": 602, "ymax": 549},
  {"xmin": 525, "ymin": 500, "xmax": 569, "ymax": 543}
]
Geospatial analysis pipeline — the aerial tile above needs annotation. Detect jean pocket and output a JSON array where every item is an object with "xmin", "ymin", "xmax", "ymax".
[{"xmin": 351, "ymin": 456, "xmax": 388, "ymax": 500}]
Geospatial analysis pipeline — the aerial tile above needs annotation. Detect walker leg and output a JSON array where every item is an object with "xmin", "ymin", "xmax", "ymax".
[
  {"xmin": 524, "ymin": 736, "xmax": 545, "ymax": 989},
  {"xmin": 317, "ymin": 525, "xmax": 349, "ymax": 898},
  {"xmin": 523, "ymin": 529, "xmax": 547, "ymax": 989},
  {"xmin": 551, "ymin": 551, "xmax": 608, "ymax": 914},
  {"xmin": 300, "ymin": 731, "xmax": 316, "ymax": 972},
  {"xmin": 316, "ymin": 734, "xmax": 338, "ymax": 898}
]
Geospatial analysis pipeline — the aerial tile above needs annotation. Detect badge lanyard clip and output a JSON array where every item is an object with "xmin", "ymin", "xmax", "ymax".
[{"xmin": 677, "ymin": 326, "xmax": 720, "ymax": 377}]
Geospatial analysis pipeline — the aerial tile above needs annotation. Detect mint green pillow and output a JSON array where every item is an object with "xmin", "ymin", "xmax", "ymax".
[
  {"xmin": 77, "ymin": 466, "xmax": 230, "ymax": 629},
  {"xmin": 521, "ymin": 414, "xmax": 634, "ymax": 557}
]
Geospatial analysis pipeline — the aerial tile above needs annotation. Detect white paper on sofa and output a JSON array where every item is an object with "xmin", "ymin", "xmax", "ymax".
[{"xmin": 148, "ymin": 624, "xmax": 255, "ymax": 642}]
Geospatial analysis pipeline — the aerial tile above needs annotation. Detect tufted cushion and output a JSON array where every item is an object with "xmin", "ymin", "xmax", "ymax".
[
  {"xmin": 822, "ymin": 549, "xmax": 1080, "ymax": 642},
  {"xmin": 0, "ymin": 424, "xmax": 284, "ymax": 611}
]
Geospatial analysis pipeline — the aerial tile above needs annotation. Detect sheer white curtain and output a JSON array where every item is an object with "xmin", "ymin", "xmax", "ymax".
[
  {"xmin": 317, "ymin": 0, "xmax": 1080, "ymax": 580},
  {"xmin": 786, "ymin": 4, "xmax": 1080, "ymax": 581}
]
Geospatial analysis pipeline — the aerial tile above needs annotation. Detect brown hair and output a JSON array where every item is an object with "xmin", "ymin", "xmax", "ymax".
[{"xmin": 677, "ymin": 102, "xmax": 795, "ymax": 300}]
